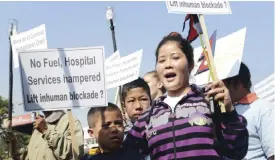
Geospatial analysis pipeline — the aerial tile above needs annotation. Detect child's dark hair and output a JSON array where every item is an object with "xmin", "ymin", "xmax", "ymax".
[
  {"xmin": 145, "ymin": 70, "xmax": 166, "ymax": 94},
  {"xmin": 121, "ymin": 77, "xmax": 152, "ymax": 104},
  {"xmin": 87, "ymin": 102, "xmax": 121, "ymax": 128},
  {"xmin": 155, "ymin": 32, "xmax": 194, "ymax": 67},
  {"xmin": 223, "ymin": 62, "xmax": 252, "ymax": 91}
]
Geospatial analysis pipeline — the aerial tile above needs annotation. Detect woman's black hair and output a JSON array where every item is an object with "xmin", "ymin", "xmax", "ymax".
[{"xmin": 155, "ymin": 32, "xmax": 194, "ymax": 67}]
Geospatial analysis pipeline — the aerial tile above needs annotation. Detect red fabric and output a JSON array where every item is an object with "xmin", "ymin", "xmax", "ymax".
[
  {"xmin": 195, "ymin": 30, "xmax": 217, "ymax": 75},
  {"xmin": 183, "ymin": 14, "xmax": 202, "ymax": 43},
  {"xmin": 236, "ymin": 93, "xmax": 259, "ymax": 105}
]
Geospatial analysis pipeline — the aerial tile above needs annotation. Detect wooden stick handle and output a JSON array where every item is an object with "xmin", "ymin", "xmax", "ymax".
[
  {"xmin": 198, "ymin": 14, "xmax": 226, "ymax": 113},
  {"xmin": 67, "ymin": 109, "xmax": 79, "ymax": 160}
]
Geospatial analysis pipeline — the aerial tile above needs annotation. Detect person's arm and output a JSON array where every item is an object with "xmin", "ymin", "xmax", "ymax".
[
  {"xmin": 220, "ymin": 109, "xmax": 249, "ymax": 159},
  {"xmin": 258, "ymin": 106, "xmax": 274, "ymax": 160},
  {"xmin": 42, "ymin": 118, "xmax": 84, "ymax": 159},
  {"xmin": 205, "ymin": 81, "xmax": 249, "ymax": 159},
  {"xmin": 123, "ymin": 119, "xmax": 149, "ymax": 156}
]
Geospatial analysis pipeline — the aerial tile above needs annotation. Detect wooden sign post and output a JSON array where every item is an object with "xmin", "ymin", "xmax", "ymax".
[
  {"xmin": 198, "ymin": 14, "xmax": 226, "ymax": 113},
  {"xmin": 68, "ymin": 109, "xmax": 79, "ymax": 160}
]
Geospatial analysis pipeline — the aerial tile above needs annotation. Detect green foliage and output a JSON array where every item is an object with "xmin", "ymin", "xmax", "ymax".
[
  {"xmin": 0, "ymin": 96, "xmax": 8, "ymax": 124},
  {"xmin": 0, "ymin": 96, "xmax": 30, "ymax": 159}
]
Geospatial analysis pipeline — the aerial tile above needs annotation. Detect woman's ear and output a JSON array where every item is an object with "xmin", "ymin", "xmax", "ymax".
[{"xmin": 157, "ymin": 81, "xmax": 163, "ymax": 89}]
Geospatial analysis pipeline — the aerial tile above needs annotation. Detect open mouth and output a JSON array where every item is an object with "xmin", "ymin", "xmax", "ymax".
[{"xmin": 164, "ymin": 72, "xmax": 176, "ymax": 81}]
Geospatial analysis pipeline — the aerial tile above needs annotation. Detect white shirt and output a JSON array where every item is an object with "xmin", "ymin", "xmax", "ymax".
[
  {"xmin": 235, "ymin": 93, "xmax": 274, "ymax": 160},
  {"xmin": 164, "ymin": 94, "xmax": 185, "ymax": 112}
]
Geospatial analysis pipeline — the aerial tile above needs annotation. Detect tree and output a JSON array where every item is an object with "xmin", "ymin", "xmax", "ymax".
[
  {"xmin": 0, "ymin": 96, "xmax": 30, "ymax": 159},
  {"xmin": 0, "ymin": 96, "xmax": 8, "ymax": 124},
  {"xmin": 0, "ymin": 96, "xmax": 9, "ymax": 159}
]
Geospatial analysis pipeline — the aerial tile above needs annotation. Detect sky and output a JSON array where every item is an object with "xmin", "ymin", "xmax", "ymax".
[{"xmin": 0, "ymin": 1, "xmax": 274, "ymax": 127}]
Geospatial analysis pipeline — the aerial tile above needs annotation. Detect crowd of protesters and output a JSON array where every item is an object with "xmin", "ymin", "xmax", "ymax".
[{"xmin": 3, "ymin": 32, "xmax": 274, "ymax": 160}]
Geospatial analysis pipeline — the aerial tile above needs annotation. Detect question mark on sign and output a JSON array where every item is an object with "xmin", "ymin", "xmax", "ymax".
[
  {"xmin": 224, "ymin": 2, "xmax": 227, "ymax": 8},
  {"xmin": 100, "ymin": 90, "xmax": 103, "ymax": 98}
]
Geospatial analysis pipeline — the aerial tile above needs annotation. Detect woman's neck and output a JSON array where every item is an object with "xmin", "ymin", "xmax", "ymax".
[
  {"xmin": 154, "ymin": 91, "xmax": 164, "ymax": 101},
  {"xmin": 167, "ymin": 85, "xmax": 191, "ymax": 97}
]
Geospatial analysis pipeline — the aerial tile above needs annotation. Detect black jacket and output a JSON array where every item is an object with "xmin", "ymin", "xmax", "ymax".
[{"xmin": 82, "ymin": 147, "xmax": 144, "ymax": 160}]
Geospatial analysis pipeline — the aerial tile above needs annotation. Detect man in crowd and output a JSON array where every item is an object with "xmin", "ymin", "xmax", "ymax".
[
  {"xmin": 11, "ymin": 110, "xmax": 84, "ymax": 160},
  {"xmin": 143, "ymin": 70, "xmax": 166, "ymax": 101},
  {"xmin": 223, "ymin": 62, "xmax": 274, "ymax": 160}
]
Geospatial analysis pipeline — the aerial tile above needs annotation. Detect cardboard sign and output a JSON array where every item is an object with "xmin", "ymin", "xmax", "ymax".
[
  {"xmin": 254, "ymin": 73, "xmax": 275, "ymax": 103},
  {"xmin": 19, "ymin": 47, "xmax": 107, "ymax": 111},
  {"xmin": 10, "ymin": 24, "xmax": 48, "ymax": 68},
  {"xmin": 191, "ymin": 27, "xmax": 246, "ymax": 85},
  {"xmin": 12, "ymin": 113, "xmax": 35, "ymax": 127},
  {"xmin": 105, "ymin": 49, "xmax": 143, "ymax": 89},
  {"xmin": 105, "ymin": 50, "xmax": 120, "ymax": 64},
  {"xmin": 166, "ymin": 0, "xmax": 231, "ymax": 14}
]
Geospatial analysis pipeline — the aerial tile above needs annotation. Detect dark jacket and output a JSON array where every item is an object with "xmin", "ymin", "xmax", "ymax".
[{"xmin": 82, "ymin": 147, "xmax": 144, "ymax": 160}]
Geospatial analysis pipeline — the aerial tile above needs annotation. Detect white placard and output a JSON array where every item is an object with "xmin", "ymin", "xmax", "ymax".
[
  {"xmin": 191, "ymin": 27, "xmax": 246, "ymax": 85},
  {"xmin": 166, "ymin": 0, "xmax": 231, "ymax": 15},
  {"xmin": 105, "ymin": 49, "xmax": 143, "ymax": 89},
  {"xmin": 11, "ymin": 24, "xmax": 48, "ymax": 68},
  {"xmin": 19, "ymin": 47, "xmax": 107, "ymax": 111},
  {"xmin": 254, "ymin": 73, "xmax": 275, "ymax": 103},
  {"xmin": 105, "ymin": 50, "xmax": 120, "ymax": 64}
]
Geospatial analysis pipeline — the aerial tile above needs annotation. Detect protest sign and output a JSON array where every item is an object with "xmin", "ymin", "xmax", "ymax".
[
  {"xmin": 12, "ymin": 113, "xmax": 35, "ymax": 127},
  {"xmin": 191, "ymin": 27, "xmax": 246, "ymax": 85},
  {"xmin": 105, "ymin": 50, "xmax": 121, "ymax": 106},
  {"xmin": 105, "ymin": 49, "xmax": 143, "ymax": 89},
  {"xmin": 166, "ymin": 0, "xmax": 231, "ymax": 14},
  {"xmin": 254, "ymin": 73, "xmax": 275, "ymax": 103},
  {"xmin": 19, "ymin": 47, "xmax": 107, "ymax": 111},
  {"xmin": 105, "ymin": 50, "xmax": 120, "ymax": 65},
  {"xmin": 10, "ymin": 24, "xmax": 48, "ymax": 68}
]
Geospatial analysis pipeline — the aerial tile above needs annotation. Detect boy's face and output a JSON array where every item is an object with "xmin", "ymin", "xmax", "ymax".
[
  {"xmin": 88, "ymin": 110, "xmax": 124, "ymax": 152},
  {"xmin": 123, "ymin": 87, "xmax": 151, "ymax": 122},
  {"xmin": 144, "ymin": 74, "xmax": 162, "ymax": 100},
  {"xmin": 223, "ymin": 80, "xmax": 241, "ymax": 103}
]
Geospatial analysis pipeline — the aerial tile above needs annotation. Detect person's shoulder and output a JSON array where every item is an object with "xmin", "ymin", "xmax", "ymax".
[
  {"xmin": 121, "ymin": 147, "xmax": 144, "ymax": 160},
  {"xmin": 80, "ymin": 154, "xmax": 94, "ymax": 160},
  {"xmin": 136, "ymin": 107, "xmax": 152, "ymax": 123},
  {"xmin": 253, "ymin": 98, "xmax": 274, "ymax": 107},
  {"xmin": 59, "ymin": 112, "xmax": 82, "ymax": 126},
  {"xmin": 137, "ymin": 95, "xmax": 168, "ymax": 121},
  {"xmin": 81, "ymin": 153, "xmax": 103, "ymax": 160},
  {"xmin": 252, "ymin": 99, "xmax": 274, "ymax": 113}
]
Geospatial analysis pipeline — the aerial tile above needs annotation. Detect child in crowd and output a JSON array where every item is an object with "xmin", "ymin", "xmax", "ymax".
[
  {"xmin": 120, "ymin": 77, "xmax": 152, "ymax": 134},
  {"xmin": 144, "ymin": 70, "xmax": 166, "ymax": 101},
  {"xmin": 82, "ymin": 102, "xmax": 143, "ymax": 160}
]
